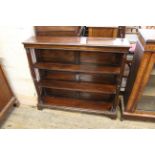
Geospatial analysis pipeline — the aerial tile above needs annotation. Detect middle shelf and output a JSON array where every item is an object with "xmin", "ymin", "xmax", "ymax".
[{"xmin": 33, "ymin": 62, "xmax": 121, "ymax": 74}]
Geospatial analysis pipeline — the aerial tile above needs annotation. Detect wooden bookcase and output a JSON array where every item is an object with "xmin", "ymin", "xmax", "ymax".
[
  {"xmin": 123, "ymin": 29, "xmax": 155, "ymax": 121},
  {"xmin": 0, "ymin": 63, "xmax": 18, "ymax": 124},
  {"xmin": 23, "ymin": 36, "xmax": 130, "ymax": 118}
]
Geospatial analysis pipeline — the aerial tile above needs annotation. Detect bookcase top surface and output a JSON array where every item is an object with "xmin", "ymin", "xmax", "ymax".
[{"xmin": 23, "ymin": 36, "xmax": 130, "ymax": 48}]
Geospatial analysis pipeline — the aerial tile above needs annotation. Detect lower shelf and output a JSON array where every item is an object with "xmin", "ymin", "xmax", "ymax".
[{"xmin": 39, "ymin": 96, "xmax": 116, "ymax": 116}]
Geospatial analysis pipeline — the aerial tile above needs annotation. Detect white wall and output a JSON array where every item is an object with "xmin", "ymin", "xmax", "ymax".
[{"xmin": 0, "ymin": 26, "xmax": 37, "ymax": 106}]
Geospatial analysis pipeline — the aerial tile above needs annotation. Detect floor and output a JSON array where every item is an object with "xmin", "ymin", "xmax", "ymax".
[{"xmin": 1, "ymin": 104, "xmax": 155, "ymax": 129}]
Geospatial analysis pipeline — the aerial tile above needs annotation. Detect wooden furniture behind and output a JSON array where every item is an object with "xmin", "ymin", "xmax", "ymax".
[
  {"xmin": 24, "ymin": 36, "xmax": 130, "ymax": 118},
  {"xmin": 88, "ymin": 27, "xmax": 126, "ymax": 38},
  {"xmin": 0, "ymin": 63, "xmax": 17, "ymax": 124},
  {"xmin": 123, "ymin": 29, "xmax": 155, "ymax": 121},
  {"xmin": 35, "ymin": 26, "xmax": 84, "ymax": 36}
]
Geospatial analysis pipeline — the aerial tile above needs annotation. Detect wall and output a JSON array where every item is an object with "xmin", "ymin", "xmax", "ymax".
[{"xmin": 0, "ymin": 26, "xmax": 37, "ymax": 106}]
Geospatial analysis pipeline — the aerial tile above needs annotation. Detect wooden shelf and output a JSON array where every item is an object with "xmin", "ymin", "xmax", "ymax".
[
  {"xmin": 33, "ymin": 63, "xmax": 121, "ymax": 74},
  {"xmin": 42, "ymin": 96, "xmax": 113, "ymax": 111},
  {"xmin": 38, "ymin": 80, "xmax": 116, "ymax": 94}
]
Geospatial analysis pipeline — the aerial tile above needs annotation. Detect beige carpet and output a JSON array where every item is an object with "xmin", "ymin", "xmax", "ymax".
[{"xmin": 1, "ymin": 104, "xmax": 155, "ymax": 129}]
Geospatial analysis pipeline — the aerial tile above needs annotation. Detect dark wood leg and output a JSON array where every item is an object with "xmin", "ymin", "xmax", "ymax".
[
  {"xmin": 37, "ymin": 99, "xmax": 43, "ymax": 110},
  {"xmin": 13, "ymin": 99, "xmax": 20, "ymax": 107},
  {"xmin": 37, "ymin": 104, "xmax": 43, "ymax": 110}
]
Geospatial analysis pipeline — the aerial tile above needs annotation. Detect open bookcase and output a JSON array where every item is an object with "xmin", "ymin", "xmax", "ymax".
[{"xmin": 23, "ymin": 28, "xmax": 130, "ymax": 119}]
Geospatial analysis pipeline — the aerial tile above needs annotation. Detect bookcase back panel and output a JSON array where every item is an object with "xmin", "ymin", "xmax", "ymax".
[
  {"xmin": 36, "ymin": 49, "xmax": 75, "ymax": 63},
  {"xmin": 40, "ymin": 70, "xmax": 117, "ymax": 84},
  {"xmin": 42, "ymin": 71, "xmax": 76, "ymax": 81},
  {"xmin": 36, "ymin": 49, "xmax": 122, "ymax": 66},
  {"xmin": 80, "ymin": 52, "xmax": 122, "ymax": 66},
  {"xmin": 77, "ymin": 73, "xmax": 116, "ymax": 84}
]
